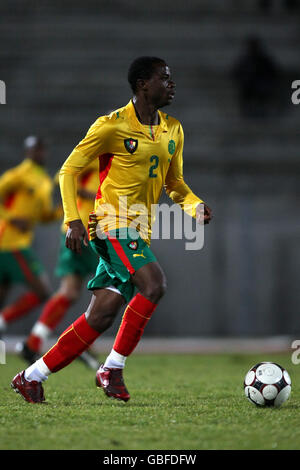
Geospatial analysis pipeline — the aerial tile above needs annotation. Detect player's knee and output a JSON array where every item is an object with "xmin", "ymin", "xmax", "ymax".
[
  {"xmin": 33, "ymin": 275, "xmax": 52, "ymax": 302},
  {"xmin": 36, "ymin": 288, "xmax": 50, "ymax": 302},
  {"xmin": 142, "ymin": 279, "xmax": 167, "ymax": 304},
  {"xmin": 86, "ymin": 306, "xmax": 117, "ymax": 333},
  {"xmin": 68, "ymin": 292, "xmax": 79, "ymax": 303},
  {"xmin": 58, "ymin": 286, "xmax": 79, "ymax": 303},
  {"xmin": 98, "ymin": 311, "xmax": 115, "ymax": 332},
  {"xmin": 58, "ymin": 276, "xmax": 82, "ymax": 302},
  {"xmin": 88, "ymin": 315, "xmax": 114, "ymax": 334}
]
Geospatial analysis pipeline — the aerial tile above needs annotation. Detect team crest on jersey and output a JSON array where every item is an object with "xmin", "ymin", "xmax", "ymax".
[
  {"xmin": 124, "ymin": 138, "xmax": 138, "ymax": 154},
  {"xmin": 168, "ymin": 139, "xmax": 176, "ymax": 155},
  {"xmin": 128, "ymin": 240, "xmax": 138, "ymax": 251}
]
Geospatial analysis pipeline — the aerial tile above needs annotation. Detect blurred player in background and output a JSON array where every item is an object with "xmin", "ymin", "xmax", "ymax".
[
  {"xmin": 0, "ymin": 136, "xmax": 62, "ymax": 338},
  {"xmin": 11, "ymin": 56, "xmax": 212, "ymax": 404},
  {"xmin": 19, "ymin": 161, "xmax": 100, "ymax": 370}
]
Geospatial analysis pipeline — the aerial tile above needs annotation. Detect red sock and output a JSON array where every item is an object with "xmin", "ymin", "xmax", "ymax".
[
  {"xmin": 26, "ymin": 294, "xmax": 71, "ymax": 353},
  {"xmin": 27, "ymin": 334, "xmax": 42, "ymax": 353},
  {"xmin": 42, "ymin": 313, "xmax": 100, "ymax": 373},
  {"xmin": 113, "ymin": 293, "xmax": 157, "ymax": 357},
  {"xmin": 38, "ymin": 294, "xmax": 71, "ymax": 330},
  {"xmin": 2, "ymin": 291, "xmax": 41, "ymax": 323}
]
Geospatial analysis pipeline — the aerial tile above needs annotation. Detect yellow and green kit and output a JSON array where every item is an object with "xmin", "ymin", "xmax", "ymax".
[
  {"xmin": 0, "ymin": 158, "xmax": 61, "ymax": 284},
  {"xmin": 59, "ymin": 100, "xmax": 204, "ymax": 300}
]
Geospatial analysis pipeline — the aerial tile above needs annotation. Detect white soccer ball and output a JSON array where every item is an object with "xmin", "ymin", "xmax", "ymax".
[{"xmin": 244, "ymin": 362, "xmax": 291, "ymax": 407}]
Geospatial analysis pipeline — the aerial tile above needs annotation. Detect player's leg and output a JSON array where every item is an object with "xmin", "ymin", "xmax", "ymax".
[
  {"xmin": 24, "ymin": 274, "xmax": 82, "ymax": 359},
  {"xmin": 0, "ymin": 252, "xmax": 13, "ymax": 336},
  {"xmin": 0, "ymin": 272, "xmax": 49, "ymax": 325},
  {"xmin": 106, "ymin": 260, "xmax": 166, "ymax": 360},
  {"xmin": 98, "ymin": 230, "xmax": 166, "ymax": 368},
  {"xmin": 92, "ymin": 228, "xmax": 166, "ymax": 400},
  {"xmin": 97, "ymin": 261, "xmax": 166, "ymax": 401},
  {"xmin": 132, "ymin": 260, "xmax": 167, "ymax": 303},
  {"xmin": 0, "ymin": 252, "xmax": 12, "ymax": 309},
  {"xmin": 0, "ymin": 281, "xmax": 11, "ymax": 338},
  {"xmin": 40, "ymin": 287, "xmax": 125, "ymax": 372},
  {"xmin": 102, "ymin": 261, "xmax": 165, "ymax": 369},
  {"xmin": 54, "ymin": 274, "xmax": 101, "ymax": 370},
  {"xmin": 11, "ymin": 287, "xmax": 125, "ymax": 403},
  {"xmin": 0, "ymin": 280, "xmax": 11, "ymax": 308},
  {"xmin": 0, "ymin": 249, "xmax": 50, "ymax": 331},
  {"xmin": 23, "ymin": 236, "xmax": 100, "ymax": 367},
  {"xmin": 24, "ymin": 270, "xmax": 51, "ymax": 302}
]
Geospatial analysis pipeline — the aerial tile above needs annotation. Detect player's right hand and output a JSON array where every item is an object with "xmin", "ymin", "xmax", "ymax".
[{"xmin": 66, "ymin": 219, "xmax": 89, "ymax": 253}]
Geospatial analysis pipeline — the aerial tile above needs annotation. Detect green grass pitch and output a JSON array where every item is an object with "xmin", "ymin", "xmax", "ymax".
[{"xmin": 0, "ymin": 352, "xmax": 299, "ymax": 450}]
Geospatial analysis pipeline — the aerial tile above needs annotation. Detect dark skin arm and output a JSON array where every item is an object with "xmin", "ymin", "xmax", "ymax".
[
  {"xmin": 66, "ymin": 219, "xmax": 89, "ymax": 254},
  {"xmin": 65, "ymin": 188, "xmax": 96, "ymax": 253},
  {"xmin": 9, "ymin": 217, "xmax": 32, "ymax": 232},
  {"xmin": 196, "ymin": 203, "xmax": 212, "ymax": 225}
]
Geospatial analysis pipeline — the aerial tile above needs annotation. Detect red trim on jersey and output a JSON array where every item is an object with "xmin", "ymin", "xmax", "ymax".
[
  {"xmin": 106, "ymin": 232, "xmax": 135, "ymax": 274},
  {"xmin": 149, "ymin": 125, "xmax": 155, "ymax": 141},
  {"xmin": 4, "ymin": 192, "xmax": 17, "ymax": 209},
  {"xmin": 79, "ymin": 169, "xmax": 93, "ymax": 187},
  {"xmin": 12, "ymin": 250, "xmax": 37, "ymax": 284},
  {"xmin": 0, "ymin": 223, "xmax": 5, "ymax": 241},
  {"xmin": 96, "ymin": 153, "xmax": 114, "ymax": 200},
  {"xmin": 0, "ymin": 192, "xmax": 17, "ymax": 242}
]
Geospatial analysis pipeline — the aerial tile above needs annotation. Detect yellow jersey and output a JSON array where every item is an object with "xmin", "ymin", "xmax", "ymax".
[
  {"xmin": 59, "ymin": 100, "xmax": 203, "ymax": 244},
  {"xmin": 0, "ymin": 158, "xmax": 61, "ymax": 250}
]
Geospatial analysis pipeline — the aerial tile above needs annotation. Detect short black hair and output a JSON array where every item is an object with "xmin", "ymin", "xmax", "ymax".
[{"xmin": 128, "ymin": 56, "xmax": 166, "ymax": 93}]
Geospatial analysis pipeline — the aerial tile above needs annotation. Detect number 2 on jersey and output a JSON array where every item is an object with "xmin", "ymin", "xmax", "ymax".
[{"xmin": 149, "ymin": 155, "xmax": 159, "ymax": 178}]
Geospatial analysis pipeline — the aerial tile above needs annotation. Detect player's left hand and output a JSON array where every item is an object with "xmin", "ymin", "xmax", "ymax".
[{"xmin": 196, "ymin": 203, "xmax": 212, "ymax": 225}]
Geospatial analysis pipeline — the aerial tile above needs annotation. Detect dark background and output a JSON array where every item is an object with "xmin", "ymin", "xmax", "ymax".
[{"xmin": 0, "ymin": 0, "xmax": 299, "ymax": 339}]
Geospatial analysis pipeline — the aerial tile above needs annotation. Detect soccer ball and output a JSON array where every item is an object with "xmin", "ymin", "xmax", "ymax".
[{"xmin": 244, "ymin": 362, "xmax": 291, "ymax": 407}]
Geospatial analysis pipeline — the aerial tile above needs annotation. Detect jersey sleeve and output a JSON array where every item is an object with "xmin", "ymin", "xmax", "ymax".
[
  {"xmin": 164, "ymin": 124, "xmax": 203, "ymax": 218},
  {"xmin": 59, "ymin": 118, "xmax": 109, "ymax": 225},
  {"xmin": 38, "ymin": 179, "xmax": 63, "ymax": 223},
  {"xmin": 0, "ymin": 166, "xmax": 21, "ymax": 200},
  {"xmin": 0, "ymin": 166, "xmax": 22, "ymax": 220}
]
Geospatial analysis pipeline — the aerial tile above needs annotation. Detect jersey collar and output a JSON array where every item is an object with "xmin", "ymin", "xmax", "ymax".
[
  {"xmin": 126, "ymin": 100, "xmax": 168, "ymax": 137},
  {"xmin": 22, "ymin": 158, "xmax": 46, "ymax": 174}
]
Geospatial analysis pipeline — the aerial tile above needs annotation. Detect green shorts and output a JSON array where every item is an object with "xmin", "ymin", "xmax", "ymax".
[
  {"xmin": 55, "ymin": 233, "xmax": 99, "ymax": 278},
  {"xmin": 87, "ymin": 228, "xmax": 157, "ymax": 303},
  {"xmin": 0, "ymin": 248, "xmax": 44, "ymax": 285}
]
